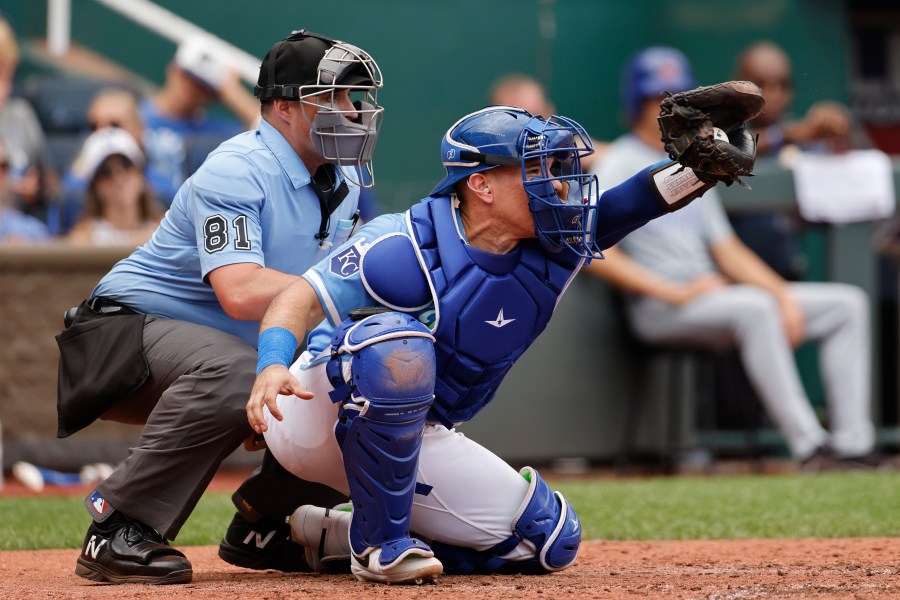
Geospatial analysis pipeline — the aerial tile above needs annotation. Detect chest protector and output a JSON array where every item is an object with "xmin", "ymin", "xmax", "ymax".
[{"xmin": 406, "ymin": 196, "xmax": 582, "ymax": 426}]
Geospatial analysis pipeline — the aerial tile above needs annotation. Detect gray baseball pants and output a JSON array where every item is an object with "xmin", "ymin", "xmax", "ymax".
[
  {"xmin": 626, "ymin": 282, "xmax": 874, "ymax": 460},
  {"xmin": 94, "ymin": 317, "xmax": 341, "ymax": 539}
]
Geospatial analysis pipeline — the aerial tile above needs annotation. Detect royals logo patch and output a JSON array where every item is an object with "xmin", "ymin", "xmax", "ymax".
[{"xmin": 330, "ymin": 243, "xmax": 362, "ymax": 278}]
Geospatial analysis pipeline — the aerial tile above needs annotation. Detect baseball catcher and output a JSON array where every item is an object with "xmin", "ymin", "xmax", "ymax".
[{"xmin": 657, "ymin": 80, "xmax": 765, "ymax": 193}]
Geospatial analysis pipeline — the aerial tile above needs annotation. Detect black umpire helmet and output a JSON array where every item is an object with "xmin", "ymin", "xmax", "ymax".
[{"xmin": 254, "ymin": 29, "xmax": 379, "ymax": 100}]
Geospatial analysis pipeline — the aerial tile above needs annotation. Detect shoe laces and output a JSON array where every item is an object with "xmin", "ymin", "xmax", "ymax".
[{"xmin": 123, "ymin": 519, "xmax": 168, "ymax": 546}]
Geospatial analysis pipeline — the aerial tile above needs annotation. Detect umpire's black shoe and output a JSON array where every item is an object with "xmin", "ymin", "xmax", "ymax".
[
  {"xmin": 218, "ymin": 512, "xmax": 311, "ymax": 572},
  {"xmin": 75, "ymin": 514, "xmax": 192, "ymax": 584}
]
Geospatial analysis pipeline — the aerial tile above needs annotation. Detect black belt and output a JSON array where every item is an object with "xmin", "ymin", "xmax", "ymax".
[{"xmin": 87, "ymin": 297, "xmax": 137, "ymax": 316}]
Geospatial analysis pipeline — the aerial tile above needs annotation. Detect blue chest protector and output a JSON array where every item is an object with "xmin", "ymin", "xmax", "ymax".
[{"xmin": 406, "ymin": 197, "xmax": 582, "ymax": 426}]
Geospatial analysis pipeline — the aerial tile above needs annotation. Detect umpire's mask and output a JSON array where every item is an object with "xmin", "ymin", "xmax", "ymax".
[{"xmin": 255, "ymin": 29, "xmax": 384, "ymax": 188}]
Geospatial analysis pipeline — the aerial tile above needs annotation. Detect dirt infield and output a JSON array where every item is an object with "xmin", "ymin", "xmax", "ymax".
[{"xmin": 1, "ymin": 537, "xmax": 898, "ymax": 599}]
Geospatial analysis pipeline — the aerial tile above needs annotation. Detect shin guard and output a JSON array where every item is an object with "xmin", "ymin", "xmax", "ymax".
[{"xmin": 327, "ymin": 313, "xmax": 436, "ymax": 563}]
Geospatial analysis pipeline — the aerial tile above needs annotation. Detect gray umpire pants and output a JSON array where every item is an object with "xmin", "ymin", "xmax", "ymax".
[
  {"xmin": 94, "ymin": 317, "xmax": 254, "ymax": 539},
  {"xmin": 626, "ymin": 282, "xmax": 874, "ymax": 460}
]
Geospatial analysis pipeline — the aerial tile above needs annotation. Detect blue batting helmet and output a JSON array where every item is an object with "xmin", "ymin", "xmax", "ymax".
[
  {"xmin": 430, "ymin": 106, "xmax": 602, "ymax": 259},
  {"xmin": 622, "ymin": 46, "xmax": 695, "ymax": 121}
]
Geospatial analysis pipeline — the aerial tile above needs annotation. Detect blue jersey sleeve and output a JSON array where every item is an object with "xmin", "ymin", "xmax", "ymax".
[
  {"xmin": 188, "ymin": 150, "xmax": 267, "ymax": 280},
  {"xmin": 594, "ymin": 162, "xmax": 670, "ymax": 249},
  {"xmin": 303, "ymin": 213, "xmax": 408, "ymax": 326}
]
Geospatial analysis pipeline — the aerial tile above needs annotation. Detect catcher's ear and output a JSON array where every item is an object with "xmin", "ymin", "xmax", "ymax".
[{"xmin": 466, "ymin": 173, "xmax": 492, "ymax": 196}]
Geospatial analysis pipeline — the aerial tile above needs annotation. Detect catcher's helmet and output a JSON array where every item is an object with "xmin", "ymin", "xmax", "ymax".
[
  {"xmin": 255, "ymin": 29, "xmax": 384, "ymax": 187},
  {"xmin": 430, "ymin": 106, "xmax": 601, "ymax": 259},
  {"xmin": 623, "ymin": 46, "xmax": 695, "ymax": 122}
]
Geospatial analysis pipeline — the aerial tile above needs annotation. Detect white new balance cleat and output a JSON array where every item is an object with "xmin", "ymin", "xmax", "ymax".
[
  {"xmin": 289, "ymin": 504, "xmax": 353, "ymax": 572},
  {"xmin": 350, "ymin": 546, "xmax": 443, "ymax": 585}
]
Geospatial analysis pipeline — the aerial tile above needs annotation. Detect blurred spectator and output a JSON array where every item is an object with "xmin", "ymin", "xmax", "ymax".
[
  {"xmin": 488, "ymin": 73, "xmax": 557, "ymax": 118},
  {"xmin": 488, "ymin": 73, "xmax": 606, "ymax": 169},
  {"xmin": 584, "ymin": 46, "xmax": 884, "ymax": 471},
  {"xmin": 87, "ymin": 88, "xmax": 145, "ymax": 144},
  {"xmin": 736, "ymin": 41, "xmax": 867, "ymax": 158},
  {"xmin": 0, "ymin": 136, "xmax": 50, "ymax": 244},
  {"xmin": 0, "ymin": 17, "xmax": 49, "ymax": 223},
  {"xmin": 141, "ymin": 36, "xmax": 259, "ymax": 204},
  {"xmin": 731, "ymin": 41, "xmax": 871, "ymax": 278},
  {"xmin": 59, "ymin": 88, "xmax": 171, "ymax": 232},
  {"xmin": 66, "ymin": 127, "xmax": 161, "ymax": 247}
]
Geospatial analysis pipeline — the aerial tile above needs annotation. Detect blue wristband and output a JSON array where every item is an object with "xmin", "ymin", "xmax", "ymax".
[{"xmin": 256, "ymin": 327, "xmax": 298, "ymax": 375}]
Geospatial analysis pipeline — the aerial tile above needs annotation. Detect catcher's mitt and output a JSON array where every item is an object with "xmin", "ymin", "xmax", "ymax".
[{"xmin": 658, "ymin": 81, "xmax": 765, "ymax": 187}]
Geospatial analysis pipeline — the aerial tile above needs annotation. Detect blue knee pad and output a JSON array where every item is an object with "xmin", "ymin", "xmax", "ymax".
[
  {"xmin": 431, "ymin": 466, "xmax": 581, "ymax": 574},
  {"xmin": 326, "ymin": 312, "xmax": 436, "ymax": 561}
]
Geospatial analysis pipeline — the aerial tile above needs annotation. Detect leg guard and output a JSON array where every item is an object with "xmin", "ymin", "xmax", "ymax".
[
  {"xmin": 432, "ymin": 467, "xmax": 581, "ymax": 574},
  {"xmin": 326, "ymin": 312, "xmax": 440, "ymax": 575}
]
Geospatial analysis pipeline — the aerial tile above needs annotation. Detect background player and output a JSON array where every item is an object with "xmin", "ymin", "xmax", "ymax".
[
  {"xmin": 245, "ymin": 94, "xmax": 760, "ymax": 583},
  {"xmin": 56, "ymin": 29, "xmax": 383, "ymax": 585}
]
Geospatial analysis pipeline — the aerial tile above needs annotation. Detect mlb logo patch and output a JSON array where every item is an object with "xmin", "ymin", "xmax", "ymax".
[
  {"xmin": 330, "ymin": 243, "xmax": 362, "ymax": 278},
  {"xmin": 90, "ymin": 490, "xmax": 107, "ymax": 514},
  {"xmin": 85, "ymin": 490, "xmax": 114, "ymax": 522}
]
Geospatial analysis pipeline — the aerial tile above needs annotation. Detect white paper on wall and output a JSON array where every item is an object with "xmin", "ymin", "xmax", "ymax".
[{"xmin": 792, "ymin": 149, "xmax": 896, "ymax": 223}]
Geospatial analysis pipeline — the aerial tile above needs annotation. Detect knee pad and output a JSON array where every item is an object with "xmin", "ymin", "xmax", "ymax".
[
  {"xmin": 432, "ymin": 466, "xmax": 581, "ymax": 574},
  {"xmin": 513, "ymin": 466, "xmax": 581, "ymax": 571},
  {"xmin": 326, "ymin": 312, "xmax": 437, "ymax": 557}
]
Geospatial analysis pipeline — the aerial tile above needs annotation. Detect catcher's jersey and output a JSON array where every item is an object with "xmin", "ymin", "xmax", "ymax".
[
  {"xmin": 302, "ymin": 196, "xmax": 582, "ymax": 426},
  {"xmin": 303, "ymin": 212, "xmax": 411, "ymax": 356},
  {"xmin": 93, "ymin": 119, "xmax": 360, "ymax": 347}
]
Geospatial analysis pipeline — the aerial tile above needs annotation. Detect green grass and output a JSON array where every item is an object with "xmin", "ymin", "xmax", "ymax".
[
  {"xmin": 558, "ymin": 471, "xmax": 900, "ymax": 540},
  {"xmin": 1, "ymin": 472, "xmax": 898, "ymax": 551}
]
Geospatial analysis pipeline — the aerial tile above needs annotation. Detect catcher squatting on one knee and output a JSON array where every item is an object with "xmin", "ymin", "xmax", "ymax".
[{"xmin": 244, "ymin": 82, "xmax": 764, "ymax": 584}]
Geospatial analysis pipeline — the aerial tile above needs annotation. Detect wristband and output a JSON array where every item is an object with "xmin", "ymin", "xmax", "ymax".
[
  {"xmin": 648, "ymin": 160, "xmax": 714, "ymax": 212},
  {"xmin": 256, "ymin": 327, "xmax": 298, "ymax": 375}
]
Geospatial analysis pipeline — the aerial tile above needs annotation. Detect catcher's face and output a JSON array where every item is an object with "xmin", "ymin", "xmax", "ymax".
[{"xmin": 525, "ymin": 158, "xmax": 569, "ymax": 200}]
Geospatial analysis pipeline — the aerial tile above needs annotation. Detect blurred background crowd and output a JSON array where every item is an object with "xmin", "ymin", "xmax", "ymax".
[{"xmin": 2, "ymin": 0, "xmax": 900, "ymax": 479}]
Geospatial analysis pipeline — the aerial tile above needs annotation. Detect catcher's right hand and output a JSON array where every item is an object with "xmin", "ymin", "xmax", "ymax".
[{"xmin": 658, "ymin": 81, "xmax": 765, "ymax": 187}]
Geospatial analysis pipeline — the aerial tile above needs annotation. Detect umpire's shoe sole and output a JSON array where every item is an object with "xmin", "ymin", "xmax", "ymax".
[
  {"xmin": 75, "ymin": 518, "xmax": 192, "ymax": 585},
  {"xmin": 75, "ymin": 558, "xmax": 192, "ymax": 585}
]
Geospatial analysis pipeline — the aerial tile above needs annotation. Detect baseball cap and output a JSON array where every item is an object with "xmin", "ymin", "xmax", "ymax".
[
  {"xmin": 255, "ymin": 29, "xmax": 375, "ymax": 100},
  {"xmin": 72, "ymin": 127, "xmax": 144, "ymax": 180},
  {"xmin": 175, "ymin": 36, "xmax": 229, "ymax": 91},
  {"xmin": 623, "ymin": 46, "xmax": 696, "ymax": 120}
]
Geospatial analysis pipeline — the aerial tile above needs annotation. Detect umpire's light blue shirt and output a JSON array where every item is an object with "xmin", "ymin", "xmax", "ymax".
[{"xmin": 93, "ymin": 118, "xmax": 361, "ymax": 347}]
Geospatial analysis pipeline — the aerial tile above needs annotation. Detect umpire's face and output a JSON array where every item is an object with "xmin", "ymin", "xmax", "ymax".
[{"xmin": 274, "ymin": 90, "xmax": 359, "ymax": 171}]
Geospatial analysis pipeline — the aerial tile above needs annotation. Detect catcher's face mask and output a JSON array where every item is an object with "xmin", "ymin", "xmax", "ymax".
[
  {"xmin": 430, "ymin": 107, "xmax": 600, "ymax": 259},
  {"xmin": 520, "ymin": 115, "xmax": 601, "ymax": 259}
]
